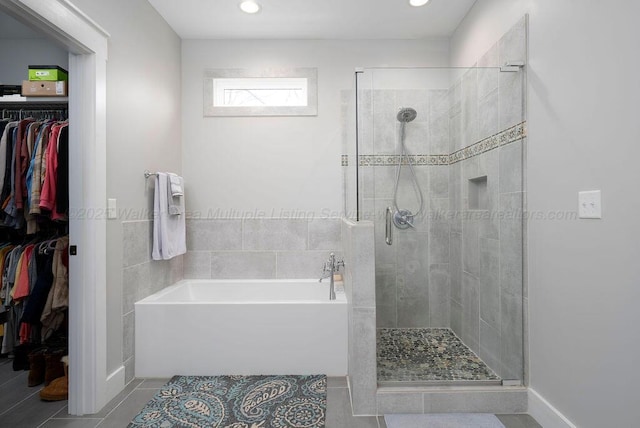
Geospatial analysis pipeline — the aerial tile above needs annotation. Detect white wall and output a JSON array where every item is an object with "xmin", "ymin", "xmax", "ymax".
[
  {"xmin": 68, "ymin": 0, "xmax": 182, "ymax": 377},
  {"xmin": 452, "ymin": 1, "xmax": 640, "ymax": 427},
  {"xmin": 0, "ymin": 40, "xmax": 68, "ymax": 85},
  {"xmin": 182, "ymin": 39, "xmax": 449, "ymax": 218},
  {"xmin": 0, "ymin": 11, "xmax": 68, "ymax": 85}
]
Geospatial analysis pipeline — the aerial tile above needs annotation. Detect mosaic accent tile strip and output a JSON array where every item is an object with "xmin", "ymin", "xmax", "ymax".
[
  {"xmin": 359, "ymin": 154, "xmax": 449, "ymax": 167},
  {"xmin": 341, "ymin": 121, "xmax": 527, "ymax": 167},
  {"xmin": 377, "ymin": 328, "xmax": 501, "ymax": 382},
  {"xmin": 449, "ymin": 122, "xmax": 527, "ymax": 165}
]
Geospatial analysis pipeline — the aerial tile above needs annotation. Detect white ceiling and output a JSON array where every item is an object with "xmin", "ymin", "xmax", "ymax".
[{"xmin": 147, "ymin": 0, "xmax": 477, "ymax": 40}]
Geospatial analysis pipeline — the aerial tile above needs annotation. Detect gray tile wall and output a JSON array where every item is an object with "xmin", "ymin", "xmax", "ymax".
[
  {"xmin": 341, "ymin": 16, "xmax": 527, "ymax": 417},
  {"xmin": 360, "ymin": 89, "xmax": 451, "ymax": 330},
  {"xmin": 354, "ymin": 16, "xmax": 527, "ymax": 388},
  {"xmin": 342, "ymin": 219, "xmax": 377, "ymax": 416},
  {"xmin": 448, "ymin": 17, "xmax": 527, "ymax": 381},
  {"xmin": 122, "ymin": 220, "xmax": 184, "ymax": 383},
  {"xmin": 183, "ymin": 217, "xmax": 342, "ymax": 279}
]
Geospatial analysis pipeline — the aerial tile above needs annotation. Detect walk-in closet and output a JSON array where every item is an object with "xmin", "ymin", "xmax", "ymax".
[{"xmin": 0, "ymin": 8, "xmax": 73, "ymax": 418}]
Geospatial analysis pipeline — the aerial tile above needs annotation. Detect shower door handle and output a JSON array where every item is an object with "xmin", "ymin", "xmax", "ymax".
[{"xmin": 385, "ymin": 207, "xmax": 393, "ymax": 245}]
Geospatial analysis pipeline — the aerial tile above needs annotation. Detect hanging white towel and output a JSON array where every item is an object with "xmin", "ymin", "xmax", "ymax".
[
  {"xmin": 168, "ymin": 172, "xmax": 183, "ymax": 197},
  {"xmin": 166, "ymin": 173, "xmax": 183, "ymax": 216},
  {"xmin": 152, "ymin": 172, "xmax": 186, "ymax": 260}
]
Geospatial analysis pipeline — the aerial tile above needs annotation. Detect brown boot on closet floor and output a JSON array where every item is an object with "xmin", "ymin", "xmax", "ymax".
[
  {"xmin": 40, "ymin": 356, "xmax": 68, "ymax": 401},
  {"xmin": 27, "ymin": 348, "xmax": 47, "ymax": 387},
  {"xmin": 44, "ymin": 349, "xmax": 66, "ymax": 386}
]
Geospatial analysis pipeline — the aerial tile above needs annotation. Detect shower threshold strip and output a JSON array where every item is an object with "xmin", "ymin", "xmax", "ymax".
[
  {"xmin": 378, "ymin": 379, "xmax": 502, "ymax": 388},
  {"xmin": 377, "ymin": 328, "xmax": 501, "ymax": 384}
]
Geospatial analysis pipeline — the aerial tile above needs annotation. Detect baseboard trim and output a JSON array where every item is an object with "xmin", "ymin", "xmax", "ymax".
[
  {"xmin": 528, "ymin": 388, "xmax": 576, "ymax": 428},
  {"xmin": 105, "ymin": 365, "xmax": 126, "ymax": 407}
]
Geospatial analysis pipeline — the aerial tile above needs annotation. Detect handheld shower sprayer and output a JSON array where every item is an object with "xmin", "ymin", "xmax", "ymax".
[
  {"xmin": 389, "ymin": 106, "xmax": 425, "ymax": 234},
  {"xmin": 396, "ymin": 107, "xmax": 417, "ymax": 123}
]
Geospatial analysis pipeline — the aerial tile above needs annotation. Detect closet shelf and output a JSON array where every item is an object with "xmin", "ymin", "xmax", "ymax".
[{"xmin": 0, "ymin": 95, "xmax": 68, "ymax": 104}]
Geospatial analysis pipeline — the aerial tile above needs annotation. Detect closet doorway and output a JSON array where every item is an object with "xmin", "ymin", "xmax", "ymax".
[{"xmin": 0, "ymin": 0, "xmax": 111, "ymax": 416}]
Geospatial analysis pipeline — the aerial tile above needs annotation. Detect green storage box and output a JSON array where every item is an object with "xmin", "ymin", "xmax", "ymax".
[{"xmin": 28, "ymin": 65, "xmax": 68, "ymax": 81}]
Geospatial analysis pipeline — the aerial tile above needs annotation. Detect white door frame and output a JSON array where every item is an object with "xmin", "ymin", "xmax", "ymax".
[{"xmin": 0, "ymin": 0, "xmax": 114, "ymax": 415}]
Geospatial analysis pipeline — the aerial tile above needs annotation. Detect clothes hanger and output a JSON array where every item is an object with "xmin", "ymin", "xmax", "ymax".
[
  {"xmin": 37, "ymin": 241, "xmax": 49, "ymax": 254},
  {"xmin": 38, "ymin": 233, "xmax": 60, "ymax": 254},
  {"xmin": 46, "ymin": 239, "xmax": 58, "ymax": 252}
]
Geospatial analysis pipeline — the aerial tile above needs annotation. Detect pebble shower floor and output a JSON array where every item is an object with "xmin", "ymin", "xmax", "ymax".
[{"xmin": 377, "ymin": 328, "xmax": 501, "ymax": 383}]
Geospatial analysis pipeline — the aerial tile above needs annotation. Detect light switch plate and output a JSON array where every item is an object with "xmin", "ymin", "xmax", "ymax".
[
  {"xmin": 107, "ymin": 198, "xmax": 117, "ymax": 219},
  {"xmin": 578, "ymin": 190, "xmax": 601, "ymax": 219}
]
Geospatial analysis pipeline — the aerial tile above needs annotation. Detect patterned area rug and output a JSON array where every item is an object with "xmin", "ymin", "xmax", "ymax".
[{"xmin": 128, "ymin": 375, "xmax": 326, "ymax": 428}]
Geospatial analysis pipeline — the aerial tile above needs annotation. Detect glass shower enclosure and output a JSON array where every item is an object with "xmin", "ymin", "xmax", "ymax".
[{"xmin": 344, "ymin": 66, "xmax": 526, "ymax": 386}]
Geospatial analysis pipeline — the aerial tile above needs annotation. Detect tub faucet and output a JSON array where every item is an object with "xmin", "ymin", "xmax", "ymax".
[{"xmin": 319, "ymin": 252, "xmax": 344, "ymax": 300}]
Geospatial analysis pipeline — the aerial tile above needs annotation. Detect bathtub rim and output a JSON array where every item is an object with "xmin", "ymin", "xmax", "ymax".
[{"xmin": 134, "ymin": 278, "xmax": 347, "ymax": 305}]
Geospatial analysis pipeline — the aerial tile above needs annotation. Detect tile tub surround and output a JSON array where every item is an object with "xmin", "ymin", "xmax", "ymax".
[
  {"xmin": 122, "ymin": 220, "xmax": 184, "ymax": 383},
  {"xmin": 184, "ymin": 217, "xmax": 343, "ymax": 279},
  {"xmin": 123, "ymin": 218, "xmax": 339, "ymax": 383}
]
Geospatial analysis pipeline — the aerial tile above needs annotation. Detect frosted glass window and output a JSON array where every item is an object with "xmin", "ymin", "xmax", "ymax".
[
  {"xmin": 213, "ymin": 78, "xmax": 308, "ymax": 107},
  {"xmin": 204, "ymin": 68, "xmax": 317, "ymax": 116}
]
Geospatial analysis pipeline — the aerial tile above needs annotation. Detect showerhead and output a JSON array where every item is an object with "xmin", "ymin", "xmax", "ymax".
[{"xmin": 397, "ymin": 107, "xmax": 417, "ymax": 123}]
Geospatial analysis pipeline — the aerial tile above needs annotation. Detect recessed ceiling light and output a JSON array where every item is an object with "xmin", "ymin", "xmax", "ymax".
[
  {"xmin": 409, "ymin": 0, "xmax": 430, "ymax": 6},
  {"xmin": 239, "ymin": 1, "xmax": 261, "ymax": 14}
]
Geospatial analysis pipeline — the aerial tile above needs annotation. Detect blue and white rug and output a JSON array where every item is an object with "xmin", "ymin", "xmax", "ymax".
[
  {"xmin": 129, "ymin": 375, "xmax": 326, "ymax": 428},
  {"xmin": 384, "ymin": 413, "xmax": 505, "ymax": 428}
]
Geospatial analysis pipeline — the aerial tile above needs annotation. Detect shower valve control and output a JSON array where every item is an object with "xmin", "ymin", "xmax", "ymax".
[{"xmin": 393, "ymin": 209, "xmax": 415, "ymax": 229}]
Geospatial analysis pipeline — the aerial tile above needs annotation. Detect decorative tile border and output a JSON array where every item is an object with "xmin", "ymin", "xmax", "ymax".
[
  {"xmin": 342, "ymin": 121, "xmax": 527, "ymax": 167},
  {"xmin": 449, "ymin": 122, "xmax": 526, "ymax": 165},
  {"xmin": 359, "ymin": 154, "xmax": 449, "ymax": 167}
]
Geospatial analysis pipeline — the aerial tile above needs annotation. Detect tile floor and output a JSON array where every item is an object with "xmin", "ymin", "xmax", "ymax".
[
  {"xmin": 0, "ymin": 357, "xmax": 541, "ymax": 427},
  {"xmin": 377, "ymin": 328, "xmax": 501, "ymax": 383}
]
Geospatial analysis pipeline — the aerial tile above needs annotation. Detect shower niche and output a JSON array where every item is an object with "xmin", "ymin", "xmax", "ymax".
[{"xmin": 468, "ymin": 176, "xmax": 488, "ymax": 211}]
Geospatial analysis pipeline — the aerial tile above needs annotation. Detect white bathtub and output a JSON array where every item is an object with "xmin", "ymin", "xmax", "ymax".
[{"xmin": 134, "ymin": 279, "xmax": 347, "ymax": 378}]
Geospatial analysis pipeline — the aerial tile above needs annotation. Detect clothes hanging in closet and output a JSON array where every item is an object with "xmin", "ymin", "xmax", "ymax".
[
  {"xmin": 0, "ymin": 236, "xmax": 68, "ymax": 354},
  {"xmin": 0, "ymin": 118, "xmax": 69, "ymax": 233},
  {"xmin": 0, "ymin": 113, "xmax": 70, "ymax": 355}
]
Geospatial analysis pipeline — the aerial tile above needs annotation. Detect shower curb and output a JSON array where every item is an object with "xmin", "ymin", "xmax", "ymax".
[{"xmin": 376, "ymin": 385, "xmax": 528, "ymax": 415}]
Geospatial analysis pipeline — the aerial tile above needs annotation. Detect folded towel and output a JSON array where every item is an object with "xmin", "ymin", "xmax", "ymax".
[
  {"xmin": 152, "ymin": 172, "xmax": 186, "ymax": 260},
  {"xmin": 166, "ymin": 173, "xmax": 183, "ymax": 216},
  {"xmin": 168, "ymin": 173, "xmax": 183, "ymax": 197}
]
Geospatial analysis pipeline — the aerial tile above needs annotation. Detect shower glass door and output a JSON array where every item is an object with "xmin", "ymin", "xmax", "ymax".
[{"xmin": 355, "ymin": 66, "xmax": 526, "ymax": 386}]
